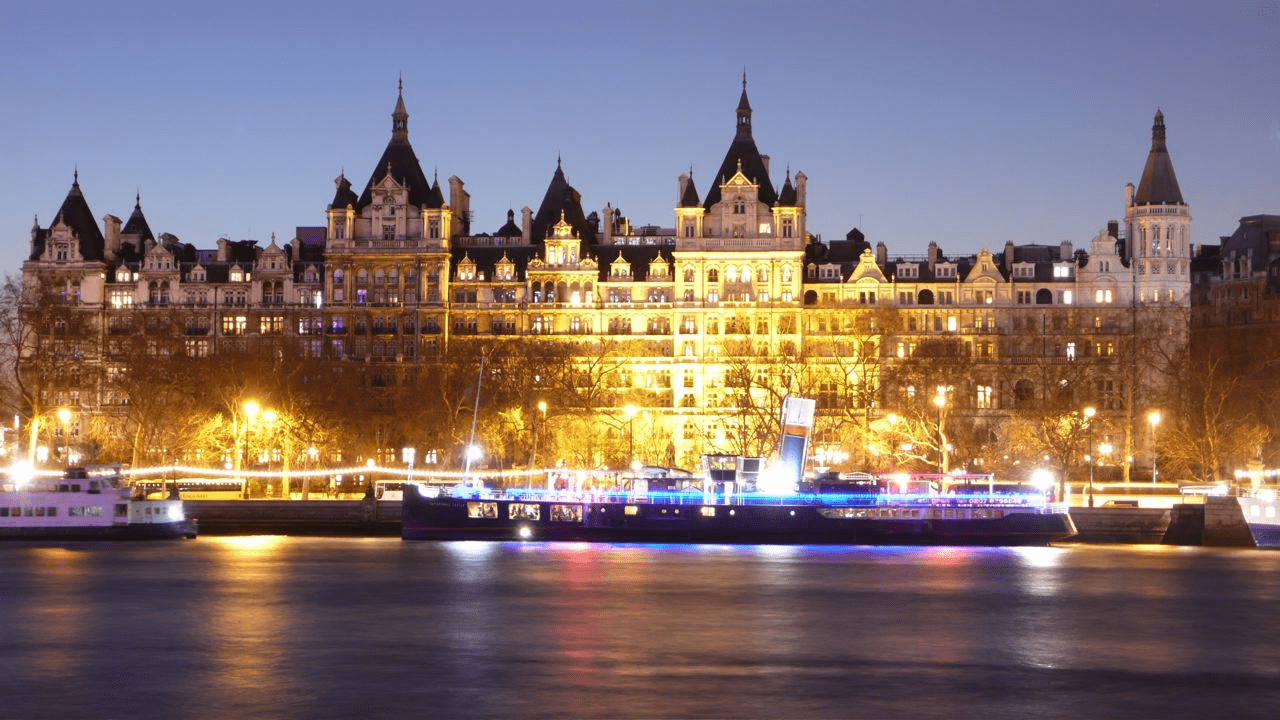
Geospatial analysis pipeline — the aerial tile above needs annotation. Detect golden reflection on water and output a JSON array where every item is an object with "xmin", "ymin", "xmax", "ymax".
[
  {"xmin": 23, "ymin": 547, "xmax": 88, "ymax": 678},
  {"xmin": 199, "ymin": 536, "xmax": 295, "ymax": 710}
]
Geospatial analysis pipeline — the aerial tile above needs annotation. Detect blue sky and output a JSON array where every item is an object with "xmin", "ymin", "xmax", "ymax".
[{"xmin": 3, "ymin": 1, "xmax": 1276, "ymax": 276}]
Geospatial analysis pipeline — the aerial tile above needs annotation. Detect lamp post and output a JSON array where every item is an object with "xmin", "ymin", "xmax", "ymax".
[
  {"xmin": 1148, "ymin": 410, "xmax": 1162, "ymax": 486},
  {"xmin": 56, "ymin": 407, "xmax": 71, "ymax": 466},
  {"xmin": 932, "ymin": 391, "xmax": 947, "ymax": 475},
  {"xmin": 1084, "ymin": 406, "xmax": 1096, "ymax": 508},
  {"xmin": 241, "ymin": 400, "xmax": 260, "ymax": 497},
  {"xmin": 530, "ymin": 400, "xmax": 547, "ymax": 472},
  {"xmin": 625, "ymin": 404, "xmax": 638, "ymax": 470}
]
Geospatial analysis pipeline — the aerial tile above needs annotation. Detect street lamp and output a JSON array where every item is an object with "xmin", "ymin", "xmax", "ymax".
[
  {"xmin": 55, "ymin": 404, "xmax": 71, "ymax": 466},
  {"xmin": 625, "ymin": 404, "xmax": 638, "ymax": 471},
  {"xmin": 932, "ymin": 390, "xmax": 947, "ymax": 474},
  {"xmin": 1148, "ymin": 410, "xmax": 1162, "ymax": 486},
  {"xmin": 530, "ymin": 400, "xmax": 547, "ymax": 472},
  {"xmin": 1084, "ymin": 406, "xmax": 1096, "ymax": 507}
]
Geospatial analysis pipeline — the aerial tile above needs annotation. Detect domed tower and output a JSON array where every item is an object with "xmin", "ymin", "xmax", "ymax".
[{"xmin": 1125, "ymin": 110, "xmax": 1191, "ymax": 306}]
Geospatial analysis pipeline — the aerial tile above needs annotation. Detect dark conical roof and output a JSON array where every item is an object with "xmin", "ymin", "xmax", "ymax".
[
  {"xmin": 777, "ymin": 169, "xmax": 796, "ymax": 206},
  {"xmin": 331, "ymin": 173, "xmax": 358, "ymax": 209},
  {"xmin": 531, "ymin": 159, "xmax": 596, "ymax": 244},
  {"xmin": 703, "ymin": 76, "xmax": 777, "ymax": 210},
  {"xmin": 1133, "ymin": 110, "xmax": 1185, "ymax": 206},
  {"xmin": 34, "ymin": 171, "xmax": 106, "ymax": 261},
  {"xmin": 121, "ymin": 192, "xmax": 155, "ymax": 243},
  {"xmin": 356, "ymin": 84, "xmax": 440, "ymax": 210},
  {"xmin": 680, "ymin": 172, "xmax": 701, "ymax": 207}
]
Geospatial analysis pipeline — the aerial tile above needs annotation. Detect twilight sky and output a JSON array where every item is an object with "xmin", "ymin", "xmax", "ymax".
[{"xmin": 3, "ymin": 1, "xmax": 1276, "ymax": 276}]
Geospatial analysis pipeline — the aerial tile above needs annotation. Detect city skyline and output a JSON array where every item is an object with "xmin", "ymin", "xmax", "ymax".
[{"xmin": 4, "ymin": 1, "xmax": 1276, "ymax": 276}]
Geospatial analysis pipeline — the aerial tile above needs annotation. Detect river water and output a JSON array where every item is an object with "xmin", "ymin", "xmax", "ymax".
[{"xmin": 2, "ymin": 538, "xmax": 1278, "ymax": 720}]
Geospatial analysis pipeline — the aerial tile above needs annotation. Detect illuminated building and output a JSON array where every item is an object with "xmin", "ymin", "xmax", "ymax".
[{"xmin": 19, "ymin": 81, "xmax": 1192, "ymax": 473}]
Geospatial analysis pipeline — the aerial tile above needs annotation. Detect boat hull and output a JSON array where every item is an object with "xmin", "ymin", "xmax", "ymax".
[
  {"xmin": 0, "ymin": 519, "xmax": 198, "ymax": 541},
  {"xmin": 1238, "ymin": 496, "xmax": 1280, "ymax": 548},
  {"xmin": 401, "ymin": 490, "xmax": 1076, "ymax": 546}
]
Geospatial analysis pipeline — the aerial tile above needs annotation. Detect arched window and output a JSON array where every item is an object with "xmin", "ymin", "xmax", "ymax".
[
  {"xmin": 917, "ymin": 289, "xmax": 935, "ymax": 305},
  {"xmin": 683, "ymin": 267, "xmax": 694, "ymax": 283},
  {"xmin": 1035, "ymin": 289, "xmax": 1053, "ymax": 305},
  {"xmin": 1014, "ymin": 380, "xmax": 1035, "ymax": 408},
  {"xmin": 803, "ymin": 290, "xmax": 818, "ymax": 305}
]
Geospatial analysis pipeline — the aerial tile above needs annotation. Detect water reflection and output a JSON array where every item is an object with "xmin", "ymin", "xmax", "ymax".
[{"xmin": 0, "ymin": 540, "xmax": 1278, "ymax": 719}]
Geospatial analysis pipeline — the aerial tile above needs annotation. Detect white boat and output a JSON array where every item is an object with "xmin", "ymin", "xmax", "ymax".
[{"xmin": 1, "ymin": 466, "xmax": 197, "ymax": 540}]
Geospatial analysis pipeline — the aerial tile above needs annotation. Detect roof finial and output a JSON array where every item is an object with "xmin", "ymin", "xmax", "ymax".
[
  {"xmin": 136, "ymin": 189, "xmax": 141, "ymax": 207},
  {"xmin": 73, "ymin": 167, "xmax": 79, "ymax": 187},
  {"xmin": 742, "ymin": 69, "xmax": 747, "ymax": 91}
]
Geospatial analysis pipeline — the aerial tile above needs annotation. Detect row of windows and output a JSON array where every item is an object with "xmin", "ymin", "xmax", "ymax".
[{"xmin": 0, "ymin": 505, "xmax": 110, "ymax": 518}]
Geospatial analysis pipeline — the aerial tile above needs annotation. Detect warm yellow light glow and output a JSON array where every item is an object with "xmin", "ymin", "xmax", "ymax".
[
  {"xmin": 624, "ymin": 404, "xmax": 638, "ymax": 419},
  {"xmin": 1148, "ymin": 410, "xmax": 1162, "ymax": 427},
  {"xmin": 56, "ymin": 407, "xmax": 71, "ymax": 424},
  {"xmin": 1084, "ymin": 406, "xmax": 1096, "ymax": 419},
  {"xmin": 244, "ymin": 400, "xmax": 261, "ymax": 419},
  {"xmin": 537, "ymin": 400, "xmax": 547, "ymax": 414}
]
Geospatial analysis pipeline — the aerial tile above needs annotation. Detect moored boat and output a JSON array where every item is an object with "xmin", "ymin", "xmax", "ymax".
[
  {"xmin": 402, "ymin": 464, "xmax": 1076, "ymax": 546},
  {"xmin": 1238, "ymin": 492, "xmax": 1280, "ymax": 548},
  {"xmin": 1, "ymin": 466, "xmax": 197, "ymax": 541}
]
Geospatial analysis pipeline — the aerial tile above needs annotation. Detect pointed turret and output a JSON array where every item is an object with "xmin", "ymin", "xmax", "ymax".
[
  {"xmin": 735, "ymin": 71, "xmax": 753, "ymax": 140},
  {"xmin": 34, "ymin": 170, "xmax": 106, "ymax": 261},
  {"xmin": 391, "ymin": 77, "xmax": 409, "ymax": 142},
  {"xmin": 356, "ymin": 82, "xmax": 435, "ymax": 210},
  {"xmin": 121, "ymin": 192, "xmax": 156, "ymax": 244},
  {"xmin": 777, "ymin": 168, "xmax": 797, "ymax": 206},
  {"xmin": 1133, "ymin": 110, "xmax": 1184, "ymax": 206},
  {"xmin": 679, "ymin": 171, "xmax": 701, "ymax": 207},
  {"xmin": 531, "ymin": 158, "xmax": 595, "ymax": 244},
  {"xmin": 331, "ymin": 173, "xmax": 358, "ymax": 208},
  {"xmin": 704, "ymin": 75, "xmax": 777, "ymax": 210}
]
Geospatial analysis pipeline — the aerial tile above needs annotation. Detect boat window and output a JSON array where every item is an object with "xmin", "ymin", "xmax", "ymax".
[
  {"xmin": 550, "ymin": 504, "xmax": 582, "ymax": 522},
  {"xmin": 114, "ymin": 504, "xmax": 128, "ymax": 517},
  {"xmin": 624, "ymin": 505, "xmax": 639, "ymax": 516},
  {"xmin": 467, "ymin": 502, "xmax": 498, "ymax": 519},
  {"xmin": 509, "ymin": 503, "xmax": 540, "ymax": 521},
  {"xmin": 700, "ymin": 507, "xmax": 715, "ymax": 517},
  {"xmin": 23, "ymin": 507, "xmax": 34, "ymax": 517},
  {"xmin": 47, "ymin": 507, "xmax": 57, "ymax": 517},
  {"xmin": 35, "ymin": 507, "xmax": 46, "ymax": 517}
]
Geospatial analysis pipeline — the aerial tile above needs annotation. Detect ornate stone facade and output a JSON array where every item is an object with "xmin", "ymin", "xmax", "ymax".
[{"xmin": 19, "ymin": 82, "xmax": 1192, "ymax": 475}]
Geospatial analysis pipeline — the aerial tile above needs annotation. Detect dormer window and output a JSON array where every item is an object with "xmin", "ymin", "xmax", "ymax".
[
  {"xmin": 230, "ymin": 267, "xmax": 244, "ymax": 283},
  {"xmin": 1053, "ymin": 265, "xmax": 1072, "ymax": 279},
  {"xmin": 935, "ymin": 264, "xmax": 956, "ymax": 279},
  {"xmin": 898, "ymin": 264, "xmax": 919, "ymax": 280}
]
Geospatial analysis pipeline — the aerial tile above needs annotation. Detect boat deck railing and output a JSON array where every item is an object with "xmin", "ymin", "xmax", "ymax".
[{"xmin": 442, "ymin": 487, "xmax": 1063, "ymax": 513}]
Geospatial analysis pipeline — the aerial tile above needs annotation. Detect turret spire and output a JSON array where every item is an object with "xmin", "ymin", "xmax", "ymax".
[
  {"xmin": 1133, "ymin": 109, "xmax": 1184, "ymax": 206},
  {"xmin": 391, "ymin": 79, "xmax": 409, "ymax": 142},
  {"xmin": 736, "ymin": 71, "xmax": 753, "ymax": 140}
]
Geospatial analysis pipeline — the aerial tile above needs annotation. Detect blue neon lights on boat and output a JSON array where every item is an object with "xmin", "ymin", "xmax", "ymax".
[{"xmin": 440, "ymin": 485, "xmax": 1050, "ymax": 509}]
